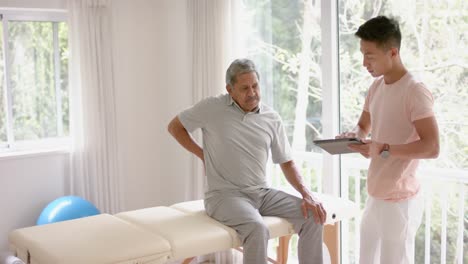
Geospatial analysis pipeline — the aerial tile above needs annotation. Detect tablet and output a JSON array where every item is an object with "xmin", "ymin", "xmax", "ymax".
[{"xmin": 313, "ymin": 138, "xmax": 364, "ymax": 155}]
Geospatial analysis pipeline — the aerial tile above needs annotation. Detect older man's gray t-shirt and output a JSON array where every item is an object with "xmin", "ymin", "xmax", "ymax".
[{"xmin": 178, "ymin": 94, "xmax": 292, "ymax": 197}]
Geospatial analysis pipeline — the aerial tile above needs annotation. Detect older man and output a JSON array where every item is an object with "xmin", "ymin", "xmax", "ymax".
[{"xmin": 168, "ymin": 58, "xmax": 325, "ymax": 264}]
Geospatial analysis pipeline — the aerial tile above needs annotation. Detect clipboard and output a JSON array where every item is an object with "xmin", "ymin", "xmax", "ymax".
[{"xmin": 313, "ymin": 138, "xmax": 364, "ymax": 155}]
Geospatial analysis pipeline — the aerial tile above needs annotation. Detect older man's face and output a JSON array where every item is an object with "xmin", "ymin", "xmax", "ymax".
[{"xmin": 226, "ymin": 72, "xmax": 261, "ymax": 112}]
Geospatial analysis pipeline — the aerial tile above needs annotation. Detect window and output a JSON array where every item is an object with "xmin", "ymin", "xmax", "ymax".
[
  {"xmin": 240, "ymin": 0, "xmax": 467, "ymax": 263},
  {"xmin": 0, "ymin": 10, "xmax": 69, "ymax": 152}
]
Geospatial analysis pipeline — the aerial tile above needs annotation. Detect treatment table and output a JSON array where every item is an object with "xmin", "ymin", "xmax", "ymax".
[{"xmin": 9, "ymin": 193, "xmax": 358, "ymax": 264}]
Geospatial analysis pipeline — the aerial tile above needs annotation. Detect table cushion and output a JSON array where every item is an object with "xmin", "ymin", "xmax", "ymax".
[
  {"xmin": 171, "ymin": 192, "xmax": 359, "ymax": 227},
  {"xmin": 9, "ymin": 214, "xmax": 171, "ymax": 264},
  {"xmin": 115, "ymin": 206, "xmax": 235, "ymax": 260},
  {"xmin": 170, "ymin": 200, "xmax": 295, "ymax": 243},
  {"xmin": 313, "ymin": 193, "xmax": 359, "ymax": 224}
]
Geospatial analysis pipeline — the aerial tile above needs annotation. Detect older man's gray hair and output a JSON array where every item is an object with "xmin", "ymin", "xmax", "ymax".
[{"xmin": 225, "ymin": 59, "xmax": 260, "ymax": 86}]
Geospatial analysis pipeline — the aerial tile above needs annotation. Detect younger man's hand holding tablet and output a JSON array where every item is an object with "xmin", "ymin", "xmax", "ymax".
[
  {"xmin": 335, "ymin": 132, "xmax": 371, "ymax": 158},
  {"xmin": 313, "ymin": 137, "xmax": 365, "ymax": 155}
]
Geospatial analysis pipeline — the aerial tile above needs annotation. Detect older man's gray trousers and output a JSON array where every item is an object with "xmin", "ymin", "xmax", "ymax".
[{"xmin": 204, "ymin": 188, "xmax": 324, "ymax": 264}]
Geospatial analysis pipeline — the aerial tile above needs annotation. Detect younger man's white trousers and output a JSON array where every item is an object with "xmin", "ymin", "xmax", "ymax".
[{"xmin": 359, "ymin": 193, "xmax": 424, "ymax": 264}]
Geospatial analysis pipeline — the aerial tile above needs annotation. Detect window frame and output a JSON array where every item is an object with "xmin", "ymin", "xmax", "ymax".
[{"xmin": 320, "ymin": 0, "xmax": 341, "ymax": 196}]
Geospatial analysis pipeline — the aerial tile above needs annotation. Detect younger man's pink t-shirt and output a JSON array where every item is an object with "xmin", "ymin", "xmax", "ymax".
[{"xmin": 363, "ymin": 73, "xmax": 434, "ymax": 201}]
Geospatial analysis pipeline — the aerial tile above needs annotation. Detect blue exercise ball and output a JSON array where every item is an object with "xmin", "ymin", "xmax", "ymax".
[{"xmin": 36, "ymin": 196, "xmax": 100, "ymax": 225}]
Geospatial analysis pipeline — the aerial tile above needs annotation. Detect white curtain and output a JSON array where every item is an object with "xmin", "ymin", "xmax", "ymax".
[
  {"xmin": 67, "ymin": 0, "xmax": 122, "ymax": 214},
  {"xmin": 188, "ymin": 0, "xmax": 229, "ymax": 201},
  {"xmin": 188, "ymin": 0, "xmax": 245, "ymax": 262}
]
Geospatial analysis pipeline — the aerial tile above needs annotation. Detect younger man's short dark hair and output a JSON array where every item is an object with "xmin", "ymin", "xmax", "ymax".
[{"xmin": 355, "ymin": 16, "xmax": 401, "ymax": 50}]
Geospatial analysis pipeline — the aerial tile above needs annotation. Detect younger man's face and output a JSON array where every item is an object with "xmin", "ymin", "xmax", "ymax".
[{"xmin": 360, "ymin": 39, "xmax": 395, "ymax": 78}]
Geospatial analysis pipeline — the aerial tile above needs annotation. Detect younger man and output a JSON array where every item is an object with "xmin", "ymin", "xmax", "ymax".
[{"xmin": 338, "ymin": 16, "xmax": 439, "ymax": 264}]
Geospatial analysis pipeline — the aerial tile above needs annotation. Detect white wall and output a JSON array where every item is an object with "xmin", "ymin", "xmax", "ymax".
[
  {"xmin": 0, "ymin": 0, "xmax": 194, "ymax": 252},
  {"xmin": 0, "ymin": 152, "xmax": 69, "ymax": 252}
]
